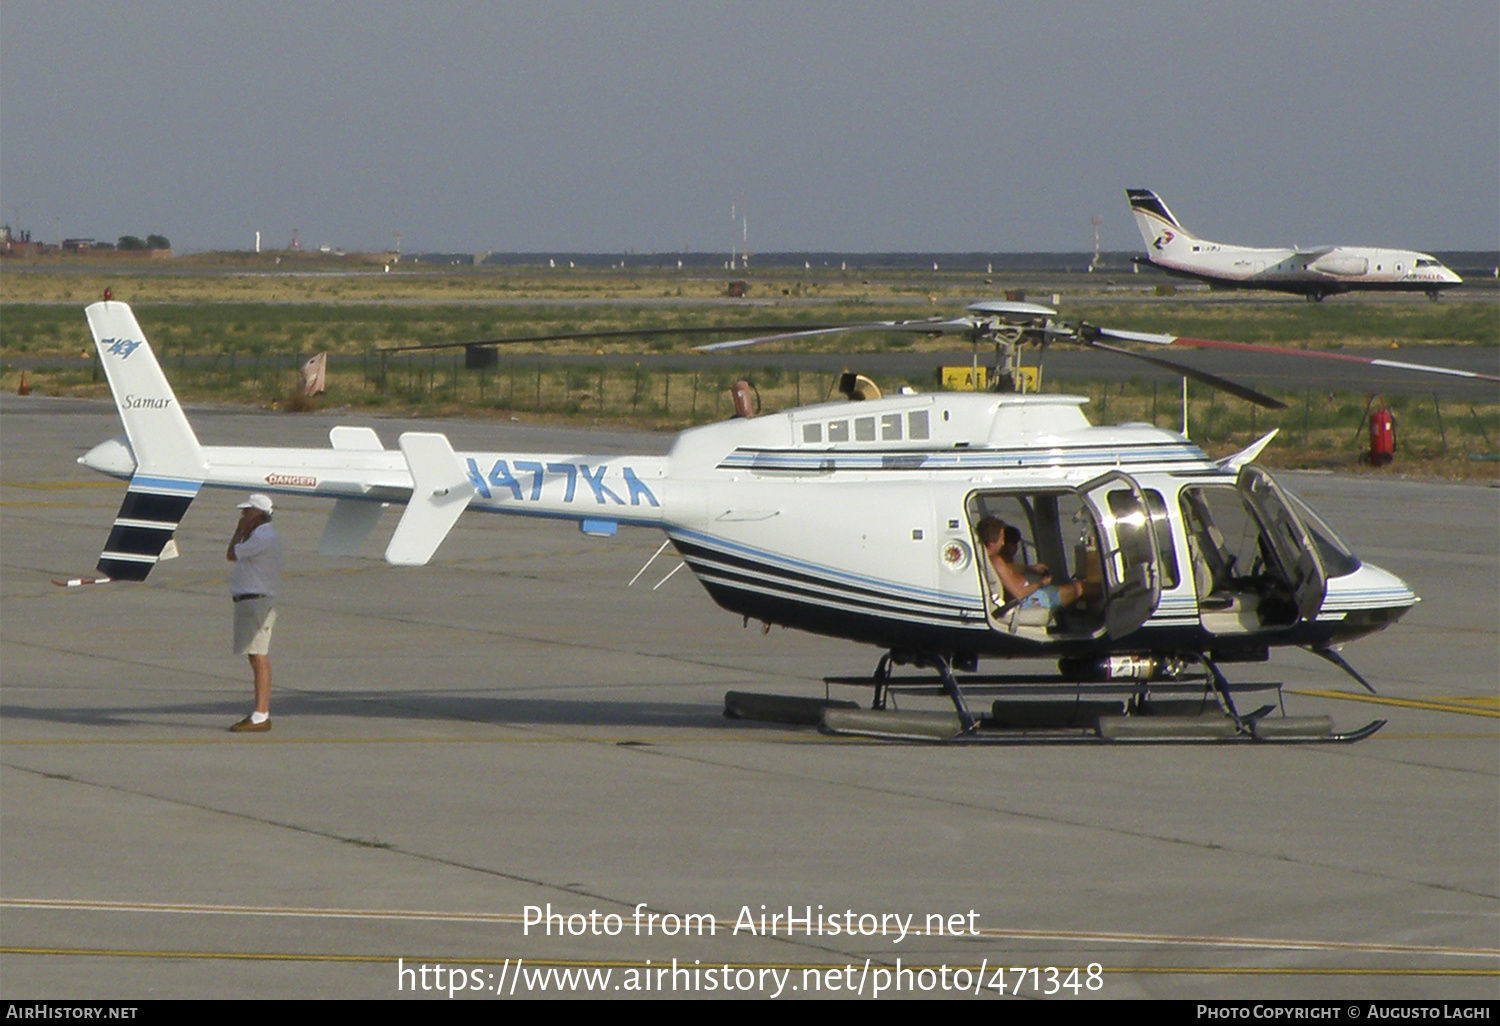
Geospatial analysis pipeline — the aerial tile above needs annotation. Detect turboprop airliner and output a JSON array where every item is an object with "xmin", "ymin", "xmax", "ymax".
[{"xmin": 1127, "ymin": 189, "xmax": 1462, "ymax": 301}]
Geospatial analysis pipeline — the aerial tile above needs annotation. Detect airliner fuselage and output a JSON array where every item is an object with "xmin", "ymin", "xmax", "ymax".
[{"xmin": 1128, "ymin": 189, "xmax": 1462, "ymax": 300}]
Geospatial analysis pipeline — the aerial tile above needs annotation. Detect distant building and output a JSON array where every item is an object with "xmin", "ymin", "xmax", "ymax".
[
  {"xmin": 0, "ymin": 228, "xmax": 171, "ymax": 258},
  {"xmin": 1, "ymin": 225, "xmax": 45, "ymax": 257}
]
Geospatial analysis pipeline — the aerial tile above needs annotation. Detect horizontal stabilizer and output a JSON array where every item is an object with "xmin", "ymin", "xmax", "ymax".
[
  {"xmin": 384, "ymin": 432, "xmax": 475, "ymax": 566},
  {"xmin": 329, "ymin": 425, "xmax": 384, "ymax": 451}
]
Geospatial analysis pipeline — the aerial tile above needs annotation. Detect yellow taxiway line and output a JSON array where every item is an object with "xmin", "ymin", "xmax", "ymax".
[
  {"xmin": 4, "ymin": 898, "xmax": 1497, "ymax": 961},
  {"xmin": 1291, "ymin": 689, "xmax": 1499, "ymax": 719}
]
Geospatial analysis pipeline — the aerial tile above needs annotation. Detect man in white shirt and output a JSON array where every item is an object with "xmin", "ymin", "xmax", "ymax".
[{"xmin": 227, "ymin": 493, "xmax": 282, "ymax": 732}]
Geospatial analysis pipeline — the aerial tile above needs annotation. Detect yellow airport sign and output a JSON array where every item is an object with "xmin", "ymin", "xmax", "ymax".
[
  {"xmin": 939, "ymin": 366, "xmax": 1038, "ymax": 393},
  {"xmin": 940, "ymin": 366, "xmax": 987, "ymax": 391}
]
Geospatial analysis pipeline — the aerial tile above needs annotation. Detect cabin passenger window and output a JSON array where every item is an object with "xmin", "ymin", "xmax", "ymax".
[
  {"xmin": 880, "ymin": 414, "xmax": 902, "ymax": 441},
  {"xmin": 827, "ymin": 420, "xmax": 849, "ymax": 442},
  {"xmin": 802, "ymin": 423, "xmax": 823, "ymax": 444},
  {"xmin": 1106, "ymin": 489, "xmax": 1179, "ymax": 588},
  {"xmin": 908, "ymin": 410, "xmax": 930, "ymax": 439},
  {"xmin": 854, "ymin": 417, "xmax": 876, "ymax": 441}
]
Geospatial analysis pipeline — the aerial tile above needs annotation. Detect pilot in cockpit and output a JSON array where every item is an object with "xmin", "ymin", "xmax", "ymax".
[{"xmin": 977, "ymin": 516, "xmax": 1085, "ymax": 612}]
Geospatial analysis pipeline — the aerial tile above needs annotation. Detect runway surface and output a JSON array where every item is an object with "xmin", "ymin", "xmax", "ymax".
[{"xmin": 1, "ymin": 395, "xmax": 1496, "ymax": 999}]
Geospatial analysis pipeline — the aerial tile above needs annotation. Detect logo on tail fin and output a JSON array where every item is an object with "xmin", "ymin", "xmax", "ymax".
[{"xmin": 103, "ymin": 337, "xmax": 144, "ymax": 360}]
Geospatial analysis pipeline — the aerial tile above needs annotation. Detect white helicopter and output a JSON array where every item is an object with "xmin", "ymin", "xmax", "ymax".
[
  {"xmin": 75, "ymin": 297, "xmax": 1492, "ymax": 743},
  {"xmin": 1128, "ymin": 188, "xmax": 1463, "ymax": 302}
]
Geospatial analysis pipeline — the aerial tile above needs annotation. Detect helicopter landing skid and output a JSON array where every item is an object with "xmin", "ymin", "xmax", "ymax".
[
  {"xmin": 795, "ymin": 651, "xmax": 981, "ymax": 740},
  {"xmin": 754, "ymin": 651, "xmax": 1388, "ymax": 744}
]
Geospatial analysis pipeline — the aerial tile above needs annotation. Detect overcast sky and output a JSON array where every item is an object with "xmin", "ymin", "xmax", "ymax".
[{"xmin": 2, "ymin": 1, "xmax": 1496, "ymax": 255}]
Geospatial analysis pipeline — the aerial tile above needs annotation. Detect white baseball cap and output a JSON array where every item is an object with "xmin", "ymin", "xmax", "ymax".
[{"xmin": 237, "ymin": 493, "xmax": 274, "ymax": 513}]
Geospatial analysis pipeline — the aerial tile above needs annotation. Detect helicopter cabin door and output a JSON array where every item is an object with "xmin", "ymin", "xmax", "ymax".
[
  {"xmin": 1077, "ymin": 472, "xmax": 1163, "ymax": 639},
  {"xmin": 971, "ymin": 473, "xmax": 1161, "ymax": 642},
  {"xmin": 1236, "ymin": 465, "xmax": 1328, "ymax": 622}
]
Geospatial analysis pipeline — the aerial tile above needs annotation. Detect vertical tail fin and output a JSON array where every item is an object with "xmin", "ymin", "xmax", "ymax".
[
  {"xmin": 1127, "ymin": 188, "xmax": 1198, "ymax": 258},
  {"xmin": 85, "ymin": 300, "xmax": 206, "ymax": 580},
  {"xmin": 86, "ymin": 300, "xmax": 206, "ymax": 478}
]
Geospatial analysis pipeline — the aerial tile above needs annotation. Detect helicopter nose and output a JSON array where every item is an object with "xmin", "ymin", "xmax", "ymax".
[{"xmin": 1324, "ymin": 560, "xmax": 1419, "ymax": 634}]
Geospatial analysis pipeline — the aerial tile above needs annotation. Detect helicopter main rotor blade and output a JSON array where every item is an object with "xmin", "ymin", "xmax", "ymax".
[
  {"xmin": 380, "ymin": 324, "xmax": 853, "ymax": 353},
  {"xmin": 693, "ymin": 317, "xmax": 981, "ymax": 352},
  {"xmin": 1095, "ymin": 329, "xmax": 1500, "ymax": 384},
  {"xmin": 1092, "ymin": 327, "xmax": 1179, "ymax": 346},
  {"xmin": 1083, "ymin": 339, "xmax": 1288, "ymax": 409}
]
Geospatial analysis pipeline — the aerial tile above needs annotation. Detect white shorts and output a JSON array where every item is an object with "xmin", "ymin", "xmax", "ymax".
[{"xmin": 233, "ymin": 597, "xmax": 277, "ymax": 656}]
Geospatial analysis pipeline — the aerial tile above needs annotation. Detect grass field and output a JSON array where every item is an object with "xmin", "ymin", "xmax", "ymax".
[{"xmin": 3, "ymin": 260, "xmax": 1496, "ymax": 478}]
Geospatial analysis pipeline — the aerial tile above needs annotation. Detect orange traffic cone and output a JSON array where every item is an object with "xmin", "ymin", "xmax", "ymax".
[{"xmin": 17, "ymin": 370, "xmax": 30, "ymax": 396}]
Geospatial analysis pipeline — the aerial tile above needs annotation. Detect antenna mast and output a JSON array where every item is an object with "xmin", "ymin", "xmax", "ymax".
[{"xmin": 730, "ymin": 191, "xmax": 749, "ymax": 269}]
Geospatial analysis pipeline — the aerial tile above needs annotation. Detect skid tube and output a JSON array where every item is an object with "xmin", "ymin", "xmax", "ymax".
[{"xmin": 793, "ymin": 649, "xmax": 1387, "ymax": 744}]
